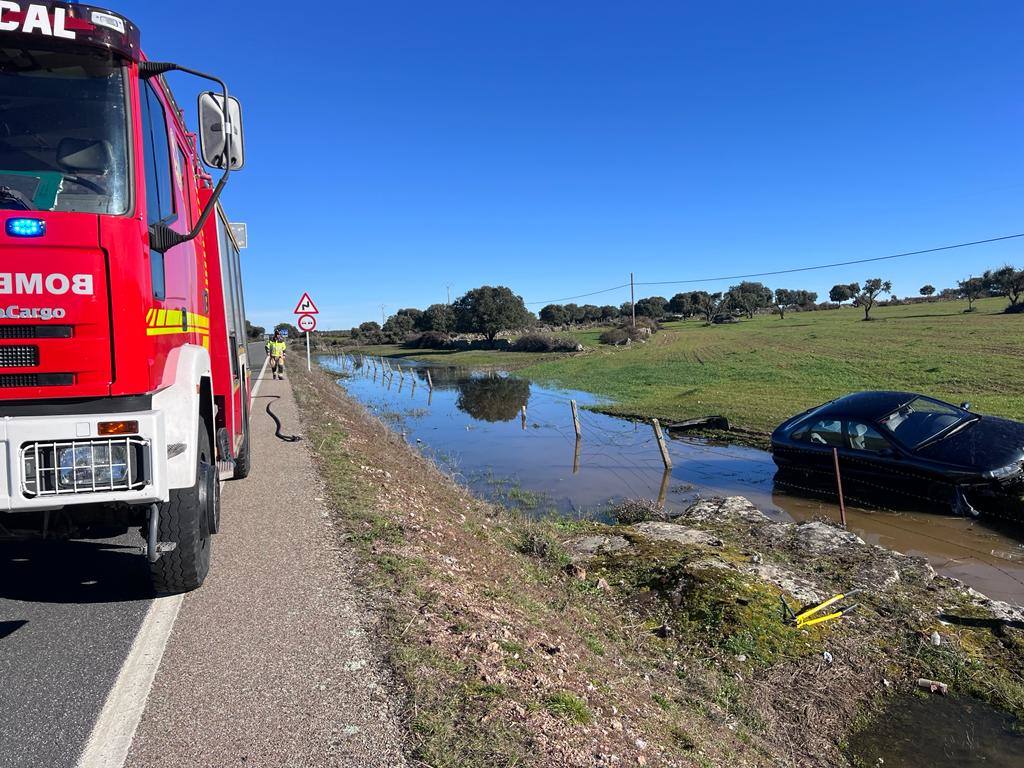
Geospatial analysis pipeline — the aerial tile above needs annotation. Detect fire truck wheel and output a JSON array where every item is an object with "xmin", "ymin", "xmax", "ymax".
[
  {"xmin": 232, "ymin": 426, "xmax": 251, "ymax": 480},
  {"xmin": 148, "ymin": 423, "xmax": 216, "ymax": 594}
]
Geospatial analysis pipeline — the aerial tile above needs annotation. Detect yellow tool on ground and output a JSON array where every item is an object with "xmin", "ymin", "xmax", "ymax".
[{"xmin": 781, "ymin": 590, "xmax": 860, "ymax": 628}]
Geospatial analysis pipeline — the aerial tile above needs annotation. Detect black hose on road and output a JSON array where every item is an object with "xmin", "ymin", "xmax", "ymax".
[{"xmin": 262, "ymin": 395, "xmax": 302, "ymax": 442}]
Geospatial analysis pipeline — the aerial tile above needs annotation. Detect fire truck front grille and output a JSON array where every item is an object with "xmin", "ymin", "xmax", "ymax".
[
  {"xmin": 0, "ymin": 373, "xmax": 73, "ymax": 388},
  {"xmin": 21, "ymin": 438, "xmax": 150, "ymax": 497},
  {"xmin": 0, "ymin": 345, "xmax": 39, "ymax": 367},
  {"xmin": 0, "ymin": 325, "xmax": 72, "ymax": 339}
]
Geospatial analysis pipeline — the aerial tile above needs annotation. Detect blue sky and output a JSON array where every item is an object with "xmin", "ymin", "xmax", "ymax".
[{"xmin": 119, "ymin": 1, "xmax": 1024, "ymax": 330}]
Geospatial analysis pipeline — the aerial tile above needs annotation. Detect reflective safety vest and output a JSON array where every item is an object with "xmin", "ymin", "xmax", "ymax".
[{"xmin": 268, "ymin": 340, "xmax": 286, "ymax": 357}]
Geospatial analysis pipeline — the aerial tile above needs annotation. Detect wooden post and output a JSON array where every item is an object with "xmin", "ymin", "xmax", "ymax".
[
  {"xmin": 570, "ymin": 400, "xmax": 582, "ymax": 440},
  {"xmin": 832, "ymin": 447, "xmax": 847, "ymax": 527},
  {"xmin": 657, "ymin": 467, "xmax": 671, "ymax": 508},
  {"xmin": 630, "ymin": 271, "xmax": 636, "ymax": 328},
  {"xmin": 572, "ymin": 437, "xmax": 581, "ymax": 474},
  {"xmin": 411, "ymin": 377, "xmax": 416, "ymax": 396},
  {"xmin": 396, "ymin": 363, "xmax": 403, "ymax": 380},
  {"xmin": 652, "ymin": 418, "xmax": 672, "ymax": 469},
  {"xmin": 521, "ymin": 404, "xmax": 527, "ymax": 430},
  {"xmin": 426, "ymin": 369, "xmax": 434, "ymax": 391}
]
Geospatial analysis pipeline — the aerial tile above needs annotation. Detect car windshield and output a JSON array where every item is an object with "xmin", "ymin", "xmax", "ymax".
[
  {"xmin": 0, "ymin": 45, "xmax": 129, "ymax": 214},
  {"xmin": 877, "ymin": 396, "xmax": 969, "ymax": 448}
]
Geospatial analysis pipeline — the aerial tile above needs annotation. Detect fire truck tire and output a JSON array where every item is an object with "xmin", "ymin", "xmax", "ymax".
[
  {"xmin": 232, "ymin": 426, "xmax": 252, "ymax": 480},
  {"xmin": 149, "ymin": 423, "xmax": 216, "ymax": 594}
]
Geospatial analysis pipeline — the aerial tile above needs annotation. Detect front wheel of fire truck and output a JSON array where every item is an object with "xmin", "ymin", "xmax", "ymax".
[{"xmin": 148, "ymin": 422, "xmax": 218, "ymax": 594}]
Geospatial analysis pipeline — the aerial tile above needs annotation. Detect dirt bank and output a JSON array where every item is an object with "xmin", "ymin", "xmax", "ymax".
[{"xmin": 292, "ymin": 365, "xmax": 1024, "ymax": 767}]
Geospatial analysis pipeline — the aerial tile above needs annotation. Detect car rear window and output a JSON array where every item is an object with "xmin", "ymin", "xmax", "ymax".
[{"xmin": 792, "ymin": 418, "xmax": 843, "ymax": 448}]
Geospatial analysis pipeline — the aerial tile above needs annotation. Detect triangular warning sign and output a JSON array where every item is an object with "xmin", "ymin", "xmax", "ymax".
[{"xmin": 293, "ymin": 292, "xmax": 319, "ymax": 314}]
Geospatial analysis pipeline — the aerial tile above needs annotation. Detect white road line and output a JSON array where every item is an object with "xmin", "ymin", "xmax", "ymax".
[{"xmin": 77, "ymin": 353, "xmax": 271, "ymax": 768}]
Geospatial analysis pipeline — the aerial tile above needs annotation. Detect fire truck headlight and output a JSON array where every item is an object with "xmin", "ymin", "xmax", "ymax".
[
  {"xmin": 58, "ymin": 444, "xmax": 130, "ymax": 490},
  {"xmin": 6, "ymin": 218, "xmax": 46, "ymax": 238}
]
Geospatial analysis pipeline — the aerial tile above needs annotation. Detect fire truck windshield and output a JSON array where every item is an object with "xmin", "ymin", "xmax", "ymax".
[{"xmin": 0, "ymin": 45, "xmax": 129, "ymax": 214}]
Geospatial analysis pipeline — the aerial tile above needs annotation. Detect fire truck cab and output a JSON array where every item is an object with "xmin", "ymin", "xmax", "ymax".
[{"xmin": 0, "ymin": 1, "xmax": 251, "ymax": 593}]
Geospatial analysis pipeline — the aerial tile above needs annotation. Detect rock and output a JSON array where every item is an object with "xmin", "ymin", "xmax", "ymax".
[
  {"xmin": 564, "ymin": 534, "xmax": 630, "ymax": 561},
  {"xmin": 595, "ymin": 577, "xmax": 611, "ymax": 591},
  {"xmin": 793, "ymin": 520, "xmax": 866, "ymax": 555},
  {"xmin": 630, "ymin": 521, "xmax": 718, "ymax": 547},
  {"xmin": 681, "ymin": 496, "xmax": 768, "ymax": 523},
  {"xmin": 614, "ymin": 498, "xmax": 668, "ymax": 524},
  {"xmin": 743, "ymin": 562, "xmax": 824, "ymax": 603},
  {"xmin": 653, "ymin": 623, "xmax": 673, "ymax": 639},
  {"xmin": 930, "ymin": 631, "xmax": 941, "ymax": 646}
]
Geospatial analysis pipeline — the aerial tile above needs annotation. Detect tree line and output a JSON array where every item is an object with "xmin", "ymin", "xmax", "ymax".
[{"xmin": 328, "ymin": 261, "xmax": 1023, "ymax": 347}]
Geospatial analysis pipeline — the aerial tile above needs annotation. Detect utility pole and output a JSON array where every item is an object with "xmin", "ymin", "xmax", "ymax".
[
  {"xmin": 630, "ymin": 272, "xmax": 636, "ymax": 328},
  {"xmin": 446, "ymin": 284, "xmax": 452, "ymax": 305}
]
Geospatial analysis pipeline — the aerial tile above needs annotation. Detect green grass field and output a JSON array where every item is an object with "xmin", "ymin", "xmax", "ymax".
[
  {"xmin": 343, "ymin": 297, "xmax": 1023, "ymax": 436},
  {"xmin": 522, "ymin": 297, "xmax": 1023, "ymax": 434}
]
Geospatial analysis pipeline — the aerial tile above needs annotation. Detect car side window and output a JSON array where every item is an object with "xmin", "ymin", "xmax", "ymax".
[
  {"xmin": 846, "ymin": 421, "xmax": 890, "ymax": 452},
  {"xmin": 794, "ymin": 419, "xmax": 843, "ymax": 448}
]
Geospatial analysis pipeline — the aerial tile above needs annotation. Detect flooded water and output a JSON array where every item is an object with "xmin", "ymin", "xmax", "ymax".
[
  {"xmin": 322, "ymin": 355, "xmax": 1024, "ymax": 604},
  {"xmin": 847, "ymin": 694, "xmax": 1024, "ymax": 767}
]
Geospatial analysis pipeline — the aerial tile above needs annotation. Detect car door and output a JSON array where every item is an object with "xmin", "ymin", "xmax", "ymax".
[{"xmin": 787, "ymin": 417, "xmax": 845, "ymax": 483}]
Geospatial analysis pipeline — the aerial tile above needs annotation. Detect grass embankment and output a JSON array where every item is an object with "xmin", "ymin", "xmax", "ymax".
[
  {"xmin": 347, "ymin": 298, "xmax": 1023, "ymax": 440},
  {"xmin": 292, "ymin": 364, "xmax": 1024, "ymax": 768}
]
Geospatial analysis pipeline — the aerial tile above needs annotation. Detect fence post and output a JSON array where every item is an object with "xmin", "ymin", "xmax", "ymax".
[
  {"xmin": 572, "ymin": 437, "xmax": 581, "ymax": 474},
  {"xmin": 426, "ymin": 369, "xmax": 434, "ymax": 391},
  {"xmin": 570, "ymin": 400, "xmax": 582, "ymax": 440},
  {"xmin": 657, "ymin": 467, "xmax": 671, "ymax": 508},
  {"xmin": 832, "ymin": 447, "xmax": 847, "ymax": 527},
  {"xmin": 652, "ymin": 419, "xmax": 672, "ymax": 469},
  {"xmin": 521, "ymin": 404, "xmax": 527, "ymax": 430}
]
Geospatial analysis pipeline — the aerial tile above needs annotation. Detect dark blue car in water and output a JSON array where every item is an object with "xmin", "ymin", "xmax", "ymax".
[{"xmin": 771, "ymin": 392, "xmax": 1024, "ymax": 524}]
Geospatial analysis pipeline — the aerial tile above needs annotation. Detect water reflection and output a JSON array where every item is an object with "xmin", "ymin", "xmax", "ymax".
[
  {"xmin": 323, "ymin": 354, "xmax": 1024, "ymax": 603},
  {"xmin": 455, "ymin": 376, "xmax": 530, "ymax": 422}
]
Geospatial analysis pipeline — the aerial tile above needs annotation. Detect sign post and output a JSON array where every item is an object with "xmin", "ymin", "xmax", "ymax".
[{"xmin": 293, "ymin": 293, "xmax": 319, "ymax": 372}]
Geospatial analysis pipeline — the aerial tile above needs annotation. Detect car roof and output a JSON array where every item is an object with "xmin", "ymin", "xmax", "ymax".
[{"xmin": 816, "ymin": 391, "xmax": 921, "ymax": 421}]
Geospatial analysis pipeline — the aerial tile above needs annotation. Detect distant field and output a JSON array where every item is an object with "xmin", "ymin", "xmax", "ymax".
[
  {"xmin": 341, "ymin": 297, "xmax": 1023, "ymax": 436},
  {"xmin": 522, "ymin": 297, "xmax": 1024, "ymax": 434}
]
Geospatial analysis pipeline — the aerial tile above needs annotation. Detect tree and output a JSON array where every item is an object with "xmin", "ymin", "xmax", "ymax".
[
  {"xmin": 829, "ymin": 283, "xmax": 859, "ymax": 304},
  {"xmin": 854, "ymin": 278, "xmax": 892, "ymax": 321},
  {"xmin": 382, "ymin": 313, "xmax": 415, "ymax": 342},
  {"xmin": 245, "ymin": 320, "xmax": 265, "ymax": 340},
  {"xmin": 668, "ymin": 292, "xmax": 694, "ymax": 318},
  {"xmin": 692, "ymin": 291, "xmax": 729, "ymax": 323},
  {"xmin": 580, "ymin": 304, "xmax": 602, "ymax": 322},
  {"xmin": 599, "ymin": 305, "xmax": 619, "ymax": 321},
  {"xmin": 455, "ymin": 377, "xmax": 530, "ymax": 422},
  {"xmin": 984, "ymin": 265, "xmax": 1024, "ymax": 308},
  {"xmin": 958, "ymin": 276, "xmax": 986, "ymax": 312},
  {"xmin": 273, "ymin": 322, "xmax": 300, "ymax": 339},
  {"xmin": 563, "ymin": 303, "xmax": 582, "ymax": 323},
  {"xmin": 727, "ymin": 281, "xmax": 773, "ymax": 319},
  {"xmin": 452, "ymin": 285, "xmax": 534, "ymax": 343},
  {"xmin": 418, "ymin": 303, "xmax": 455, "ymax": 333},
  {"xmin": 539, "ymin": 304, "xmax": 569, "ymax": 326},
  {"xmin": 773, "ymin": 289, "xmax": 797, "ymax": 320},
  {"xmin": 919, "ymin": 284, "xmax": 935, "ymax": 298},
  {"xmin": 634, "ymin": 296, "xmax": 668, "ymax": 319}
]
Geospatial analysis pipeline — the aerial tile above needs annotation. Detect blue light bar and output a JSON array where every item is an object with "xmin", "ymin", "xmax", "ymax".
[{"xmin": 6, "ymin": 218, "xmax": 46, "ymax": 238}]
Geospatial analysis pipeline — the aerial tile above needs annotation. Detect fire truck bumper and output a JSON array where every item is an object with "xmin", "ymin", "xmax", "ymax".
[{"xmin": 0, "ymin": 411, "xmax": 168, "ymax": 512}]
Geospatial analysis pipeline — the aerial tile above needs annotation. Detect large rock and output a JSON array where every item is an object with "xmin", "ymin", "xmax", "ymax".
[
  {"xmin": 564, "ymin": 534, "xmax": 630, "ymax": 561},
  {"xmin": 630, "ymin": 521, "xmax": 719, "ymax": 547},
  {"xmin": 793, "ymin": 520, "xmax": 866, "ymax": 555},
  {"xmin": 679, "ymin": 496, "xmax": 768, "ymax": 524}
]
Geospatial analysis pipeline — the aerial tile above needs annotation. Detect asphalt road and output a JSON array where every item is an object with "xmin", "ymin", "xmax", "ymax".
[{"xmin": 0, "ymin": 343, "xmax": 257, "ymax": 768}]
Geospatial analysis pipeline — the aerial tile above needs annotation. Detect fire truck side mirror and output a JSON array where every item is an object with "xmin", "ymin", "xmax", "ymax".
[{"xmin": 198, "ymin": 92, "xmax": 245, "ymax": 171}]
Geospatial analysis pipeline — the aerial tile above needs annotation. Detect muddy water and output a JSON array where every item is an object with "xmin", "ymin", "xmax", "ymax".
[
  {"xmin": 847, "ymin": 695, "xmax": 1024, "ymax": 767},
  {"xmin": 322, "ymin": 355, "xmax": 1024, "ymax": 604}
]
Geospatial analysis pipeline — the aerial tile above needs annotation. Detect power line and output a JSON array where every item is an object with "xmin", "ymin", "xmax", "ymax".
[
  {"xmin": 635, "ymin": 233, "xmax": 1024, "ymax": 287},
  {"xmin": 525, "ymin": 283, "xmax": 630, "ymax": 306},
  {"xmin": 524, "ymin": 232, "xmax": 1024, "ymax": 305}
]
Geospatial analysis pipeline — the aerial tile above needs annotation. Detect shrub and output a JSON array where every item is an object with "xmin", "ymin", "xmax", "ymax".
[
  {"xmin": 406, "ymin": 331, "xmax": 450, "ymax": 349},
  {"xmin": 509, "ymin": 333, "xmax": 580, "ymax": 353},
  {"xmin": 599, "ymin": 319, "xmax": 659, "ymax": 345}
]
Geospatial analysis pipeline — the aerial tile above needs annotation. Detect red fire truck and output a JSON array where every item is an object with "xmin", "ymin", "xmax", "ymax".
[{"xmin": 0, "ymin": 2, "xmax": 252, "ymax": 592}]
